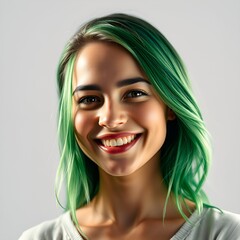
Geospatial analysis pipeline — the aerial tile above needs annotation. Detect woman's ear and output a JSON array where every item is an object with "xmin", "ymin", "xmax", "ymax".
[{"xmin": 167, "ymin": 108, "xmax": 176, "ymax": 121}]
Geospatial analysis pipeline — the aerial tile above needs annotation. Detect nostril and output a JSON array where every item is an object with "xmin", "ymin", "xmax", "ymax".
[
  {"xmin": 98, "ymin": 117, "xmax": 127, "ymax": 129},
  {"xmin": 98, "ymin": 120, "xmax": 124, "ymax": 129},
  {"xmin": 98, "ymin": 105, "xmax": 128, "ymax": 128}
]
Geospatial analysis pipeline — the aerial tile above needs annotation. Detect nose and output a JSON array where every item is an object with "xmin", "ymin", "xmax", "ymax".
[{"xmin": 98, "ymin": 100, "xmax": 127, "ymax": 129}]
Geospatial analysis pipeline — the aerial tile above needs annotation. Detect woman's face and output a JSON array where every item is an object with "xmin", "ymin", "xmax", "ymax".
[{"xmin": 72, "ymin": 42, "xmax": 173, "ymax": 176}]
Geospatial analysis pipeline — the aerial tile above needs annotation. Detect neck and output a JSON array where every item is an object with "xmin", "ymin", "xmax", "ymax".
[{"xmin": 92, "ymin": 157, "xmax": 173, "ymax": 229}]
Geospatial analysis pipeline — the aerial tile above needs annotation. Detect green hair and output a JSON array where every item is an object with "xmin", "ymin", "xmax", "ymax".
[{"xmin": 56, "ymin": 13, "xmax": 212, "ymax": 225}]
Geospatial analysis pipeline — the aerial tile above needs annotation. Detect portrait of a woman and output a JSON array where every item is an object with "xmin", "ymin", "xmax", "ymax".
[{"xmin": 19, "ymin": 13, "xmax": 240, "ymax": 240}]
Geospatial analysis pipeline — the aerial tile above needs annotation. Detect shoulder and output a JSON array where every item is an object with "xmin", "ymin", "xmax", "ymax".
[
  {"xmin": 207, "ymin": 207, "xmax": 240, "ymax": 222},
  {"xmin": 205, "ymin": 207, "xmax": 240, "ymax": 225},
  {"xmin": 193, "ymin": 207, "xmax": 240, "ymax": 239},
  {"xmin": 19, "ymin": 212, "xmax": 76, "ymax": 240},
  {"xmin": 208, "ymin": 208, "xmax": 240, "ymax": 234},
  {"xmin": 174, "ymin": 207, "xmax": 240, "ymax": 239}
]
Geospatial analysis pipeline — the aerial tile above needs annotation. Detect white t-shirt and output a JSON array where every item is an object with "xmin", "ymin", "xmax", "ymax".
[{"xmin": 19, "ymin": 207, "xmax": 240, "ymax": 239}]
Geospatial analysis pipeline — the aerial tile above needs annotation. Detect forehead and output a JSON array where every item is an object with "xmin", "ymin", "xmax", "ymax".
[{"xmin": 73, "ymin": 42, "xmax": 144, "ymax": 86}]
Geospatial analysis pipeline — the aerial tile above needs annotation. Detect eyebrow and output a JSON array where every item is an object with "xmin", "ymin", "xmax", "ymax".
[
  {"xmin": 116, "ymin": 77, "xmax": 150, "ymax": 87},
  {"xmin": 72, "ymin": 77, "xmax": 150, "ymax": 95},
  {"xmin": 72, "ymin": 84, "xmax": 101, "ymax": 95}
]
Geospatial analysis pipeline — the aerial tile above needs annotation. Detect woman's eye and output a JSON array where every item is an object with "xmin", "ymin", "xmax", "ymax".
[
  {"xmin": 79, "ymin": 96, "xmax": 100, "ymax": 104},
  {"xmin": 77, "ymin": 96, "xmax": 102, "ymax": 109},
  {"xmin": 124, "ymin": 90, "xmax": 148, "ymax": 99}
]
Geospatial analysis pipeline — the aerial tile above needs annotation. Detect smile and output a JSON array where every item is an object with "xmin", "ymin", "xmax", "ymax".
[
  {"xmin": 101, "ymin": 135, "xmax": 136, "ymax": 147},
  {"xmin": 96, "ymin": 133, "xmax": 141, "ymax": 154}
]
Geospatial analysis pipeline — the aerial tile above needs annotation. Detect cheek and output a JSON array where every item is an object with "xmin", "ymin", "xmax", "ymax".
[
  {"xmin": 74, "ymin": 111, "xmax": 93, "ymax": 139},
  {"xmin": 130, "ymin": 101, "xmax": 167, "ymax": 129},
  {"xmin": 73, "ymin": 112, "xmax": 98, "ymax": 160}
]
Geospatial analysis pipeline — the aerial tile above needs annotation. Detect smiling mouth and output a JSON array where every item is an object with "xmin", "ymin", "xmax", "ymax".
[
  {"xmin": 101, "ymin": 134, "xmax": 136, "ymax": 147},
  {"xmin": 95, "ymin": 134, "xmax": 141, "ymax": 154}
]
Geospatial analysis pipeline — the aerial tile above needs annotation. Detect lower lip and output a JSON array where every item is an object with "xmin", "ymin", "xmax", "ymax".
[{"xmin": 98, "ymin": 135, "xmax": 141, "ymax": 154}]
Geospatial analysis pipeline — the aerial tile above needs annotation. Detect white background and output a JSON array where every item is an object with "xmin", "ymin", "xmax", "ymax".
[{"xmin": 0, "ymin": 0, "xmax": 240, "ymax": 239}]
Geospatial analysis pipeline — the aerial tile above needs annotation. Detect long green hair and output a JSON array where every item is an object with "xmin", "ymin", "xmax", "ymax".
[{"xmin": 55, "ymin": 13, "xmax": 212, "ymax": 225}]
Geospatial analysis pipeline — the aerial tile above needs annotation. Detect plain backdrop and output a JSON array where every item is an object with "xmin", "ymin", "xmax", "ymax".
[{"xmin": 1, "ymin": 0, "xmax": 240, "ymax": 239}]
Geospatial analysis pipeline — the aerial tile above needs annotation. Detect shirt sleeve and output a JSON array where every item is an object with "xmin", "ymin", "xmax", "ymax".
[
  {"xmin": 225, "ymin": 220, "xmax": 240, "ymax": 239},
  {"xmin": 188, "ymin": 208, "xmax": 240, "ymax": 239},
  {"xmin": 18, "ymin": 212, "xmax": 83, "ymax": 240},
  {"xmin": 18, "ymin": 216, "xmax": 66, "ymax": 240}
]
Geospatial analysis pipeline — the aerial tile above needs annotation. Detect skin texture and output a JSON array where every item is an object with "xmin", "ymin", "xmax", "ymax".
[{"xmin": 72, "ymin": 42, "xmax": 192, "ymax": 240}]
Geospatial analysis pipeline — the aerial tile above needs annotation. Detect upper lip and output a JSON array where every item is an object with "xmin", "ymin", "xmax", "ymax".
[{"xmin": 96, "ymin": 132, "xmax": 141, "ymax": 140}]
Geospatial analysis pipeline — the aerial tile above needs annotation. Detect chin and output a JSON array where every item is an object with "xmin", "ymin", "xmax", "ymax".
[{"xmin": 98, "ymin": 160, "xmax": 145, "ymax": 177}]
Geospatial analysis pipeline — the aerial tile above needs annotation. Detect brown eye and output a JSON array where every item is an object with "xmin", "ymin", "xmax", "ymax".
[
  {"xmin": 124, "ymin": 90, "xmax": 148, "ymax": 99},
  {"xmin": 77, "ymin": 96, "xmax": 102, "ymax": 109},
  {"xmin": 79, "ymin": 96, "xmax": 101, "ymax": 104}
]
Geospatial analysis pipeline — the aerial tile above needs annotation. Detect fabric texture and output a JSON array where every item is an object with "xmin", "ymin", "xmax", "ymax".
[{"xmin": 19, "ymin": 208, "xmax": 240, "ymax": 240}]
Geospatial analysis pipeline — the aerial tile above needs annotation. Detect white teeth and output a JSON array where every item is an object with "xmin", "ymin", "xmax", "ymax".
[
  {"xmin": 122, "ymin": 137, "xmax": 128, "ymax": 144},
  {"xmin": 109, "ymin": 139, "xmax": 117, "ymax": 146},
  {"xmin": 116, "ymin": 138, "xmax": 123, "ymax": 146},
  {"xmin": 101, "ymin": 135, "xmax": 136, "ymax": 147}
]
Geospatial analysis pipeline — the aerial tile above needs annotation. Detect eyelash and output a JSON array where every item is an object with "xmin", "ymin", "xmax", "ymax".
[
  {"xmin": 78, "ymin": 96, "xmax": 101, "ymax": 105},
  {"xmin": 123, "ymin": 89, "xmax": 148, "ymax": 99}
]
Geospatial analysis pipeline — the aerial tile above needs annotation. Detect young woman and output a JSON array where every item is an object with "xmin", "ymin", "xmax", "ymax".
[{"xmin": 20, "ymin": 13, "xmax": 240, "ymax": 240}]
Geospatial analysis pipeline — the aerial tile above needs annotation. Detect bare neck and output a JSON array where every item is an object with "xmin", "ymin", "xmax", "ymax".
[{"xmin": 92, "ymin": 157, "xmax": 174, "ymax": 229}]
